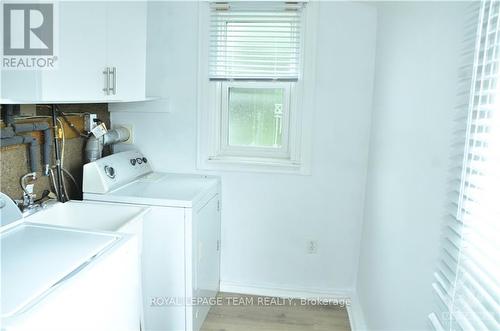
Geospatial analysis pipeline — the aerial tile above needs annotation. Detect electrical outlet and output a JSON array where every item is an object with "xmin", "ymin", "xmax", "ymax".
[
  {"xmin": 307, "ymin": 240, "xmax": 318, "ymax": 254},
  {"xmin": 84, "ymin": 113, "xmax": 98, "ymax": 132},
  {"xmin": 20, "ymin": 105, "xmax": 36, "ymax": 116}
]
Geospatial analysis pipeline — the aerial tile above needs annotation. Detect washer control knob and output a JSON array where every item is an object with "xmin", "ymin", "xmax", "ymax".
[
  {"xmin": 130, "ymin": 159, "xmax": 137, "ymax": 166},
  {"xmin": 136, "ymin": 158, "xmax": 143, "ymax": 165},
  {"xmin": 104, "ymin": 165, "xmax": 116, "ymax": 179},
  {"xmin": 142, "ymin": 157, "xmax": 148, "ymax": 163}
]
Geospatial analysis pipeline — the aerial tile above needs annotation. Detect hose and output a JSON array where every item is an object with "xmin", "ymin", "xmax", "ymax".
[
  {"xmin": 49, "ymin": 168, "xmax": 59, "ymax": 198},
  {"xmin": 62, "ymin": 167, "xmax": 80, "ymax": 192}
]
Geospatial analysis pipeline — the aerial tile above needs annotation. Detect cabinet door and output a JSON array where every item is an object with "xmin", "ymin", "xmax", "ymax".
[
  {"xmin": 1, "ymin": 70, "xmax": 41, "ymax": 101},
  {"xmin": 40, "ymin": 2, "xmax": 107, "ymax": 102},
  {"xmin": 0, "ymin": 1, "xmax": 42, "ymax": 101},
  {"xmin": 105, "ymin": 1, "xmax": 146, "ymax": 101}
]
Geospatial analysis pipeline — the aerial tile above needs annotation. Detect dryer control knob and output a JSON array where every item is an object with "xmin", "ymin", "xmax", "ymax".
[{"xmin": 104, "ymin": 165, "xmax": 116, "ymax": 179}]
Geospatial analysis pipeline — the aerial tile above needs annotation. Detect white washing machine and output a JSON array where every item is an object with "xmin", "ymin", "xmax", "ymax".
[
  {"xmin": 82, "ymin": 150, "xmax": 221, "ymax": 331},
  {"xmin": 1, "ymin": 221, "xmax": 141, "ymax": 331}
]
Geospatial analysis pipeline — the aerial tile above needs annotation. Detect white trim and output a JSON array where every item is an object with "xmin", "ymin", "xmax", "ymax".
[
  {"xmin": 220, "ymin": 280, "xmax": 352, "ymax": 300},
  {"xmin": 219, "ymin": 280, "xmax": 368, "ymax": 330},
  {"xmin": 197, "ymin": 1, "xmax": 318, "ymax": 175}
]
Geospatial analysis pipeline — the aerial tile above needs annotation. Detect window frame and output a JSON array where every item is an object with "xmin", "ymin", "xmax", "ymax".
[{"xmin": 197, "ymin": 1, "xmax": 317, "ymax": 174}]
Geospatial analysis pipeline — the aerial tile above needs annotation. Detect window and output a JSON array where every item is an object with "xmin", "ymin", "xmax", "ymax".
[
  {"xmin": 198, "ymin": 1, "xmax": 315, "ymax": 173},
  {"xmin": 221, "ymin": 82, "xmax": 291, "ymax": 158},
  {"xmin": 429, "ymin": 2, "xmax": 500, "ymax": 330}
]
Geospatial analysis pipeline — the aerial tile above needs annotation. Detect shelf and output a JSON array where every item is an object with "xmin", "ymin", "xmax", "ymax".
[
  {"xmin": 0, "ymin": 96, "xmax": 161, "ymax": 106},
  {"xmin": 107, "ymin": 97, "xmax": 169, "ymax": 113}
]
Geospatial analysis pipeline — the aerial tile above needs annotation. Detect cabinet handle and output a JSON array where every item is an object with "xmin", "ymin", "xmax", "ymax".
[
  {"xmin": 109, "ymin": 67, "xmax": 117, "ymax": 95},
  {"xmin": 102, "ymin": 67, "xmax": 110, "ymax": 95}
]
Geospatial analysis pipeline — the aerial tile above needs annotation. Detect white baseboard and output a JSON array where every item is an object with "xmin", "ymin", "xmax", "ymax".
[
  {"xmin": 220, "ymin": 280, "xmax": 352, "ymax": 299},
  {"xmin": 219, "ymin": 280, "xmax": 367, "ymax": 330},
  {"xmin": 346, "ymin": 294, "xmax": 368, "ymax": 331}
]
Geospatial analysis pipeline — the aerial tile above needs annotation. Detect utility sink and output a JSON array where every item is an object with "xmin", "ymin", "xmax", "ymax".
[{"xmin": 25, "ymin": 201, "xmax": 150, "ymax": 235}]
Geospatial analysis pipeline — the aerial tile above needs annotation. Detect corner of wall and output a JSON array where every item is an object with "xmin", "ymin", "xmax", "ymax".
[{"xmin": 349, "ymin": 4, "xmax": 379, "ymax": 328}]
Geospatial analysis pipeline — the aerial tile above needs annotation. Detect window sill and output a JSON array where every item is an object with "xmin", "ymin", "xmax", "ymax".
[{"xmin": 197, "ymin": 155, "xmax": 310, "ymax": 175}]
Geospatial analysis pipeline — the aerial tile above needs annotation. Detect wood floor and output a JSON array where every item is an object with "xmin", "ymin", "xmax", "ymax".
[{"xmin": 201, "ymin": 293, "xmax": 351, "ymax": 331}]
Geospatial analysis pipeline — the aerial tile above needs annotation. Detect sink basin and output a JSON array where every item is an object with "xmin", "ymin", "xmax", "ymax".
[{"xmin": 25, "ymin": 200, "xmax": 149, "ymax": 234}]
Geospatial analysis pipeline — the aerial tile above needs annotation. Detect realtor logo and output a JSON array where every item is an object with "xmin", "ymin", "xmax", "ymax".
[
  {"xmin": 3, "ymin": 3, "xmax": 53, "ymax": 55},
  {"xmin": 2, "ymin": 3, "xmax": 57, "ymax": 69}
]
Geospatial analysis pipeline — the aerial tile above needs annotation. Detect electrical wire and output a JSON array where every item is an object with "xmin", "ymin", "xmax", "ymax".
[
  {"xmin": 50, "ymin": 166, "xmax": 78, "ymax": 200},
  {"xmin": 56, "ymin": 116, "xmax": 68, "ymax": 199},
  {"xmin": 58, "ymin": 117, "xmax": 65, "ymax": 168}
]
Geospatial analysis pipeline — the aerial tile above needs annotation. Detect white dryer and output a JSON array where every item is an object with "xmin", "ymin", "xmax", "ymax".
[{"xmin": 83, "ymin": 150, "xmax": 221, "ymax": 331}]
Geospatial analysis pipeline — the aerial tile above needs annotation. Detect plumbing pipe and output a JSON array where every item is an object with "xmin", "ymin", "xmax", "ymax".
[
  {"xmin": 42, "ymin": 128, "xmax": 52, "ymax": 175},
  {"xmin": 1, "ymin": 135, "xmax": 39, "ymax": 172},
  {"xmin": 12, "ymin": 122, "xmax": 49, "ymax": 133},
  {"xmin": 25, "ymin": 136, "xmax": 39, "ymax": 174},
  {"xmin": 12, "ymin": 123, "xmax": 52, "ymax": 176},
  {"xmin": 0, "ymin": 127, "xmax": 15, "ymax": 138},
  {"xmin": 1, "ymin": 105, "xmax": 19, "ymax": 126},
  {"xmin": 1, "ymin": 136, "xmax": 24, "ymax": 146},
  {"xmin": 85, "ymin": 126, "xmax": 130, "ymax": 163}
]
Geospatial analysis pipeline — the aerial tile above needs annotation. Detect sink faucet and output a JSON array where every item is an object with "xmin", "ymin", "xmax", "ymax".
[
  {"xmin": 18, "ymin": 172, "xmax": 37, "ymax": 211},
  {"xmin": 15, "ymin": 173, "xmax": 55, "ymax": 217}
]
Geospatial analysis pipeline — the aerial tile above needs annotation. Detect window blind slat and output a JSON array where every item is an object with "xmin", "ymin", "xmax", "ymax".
[
  {"xmin": 429, "ymin": 312, "xmax": 446, "ymax": 331},
  {"xmin": 458, "ymin": 268, "xmax": 499, "ymax": 320},
  {"xmin": 437, "ymin": 263, "xmax": 456, "ymax": 285},
  {"xmin": 454, "ymin": 297, "xmax": 490, "ymax": 330},
  {"xmin": 208, "ymin": 1, "xmax": 304, "ymax": 81},
  {"xmin": 211, "ymin": 36, "xmax": 301, "ymax": 42},
  {"xmin": 430, "ymin": 1, "xmax": 500, "ymax": 330}
]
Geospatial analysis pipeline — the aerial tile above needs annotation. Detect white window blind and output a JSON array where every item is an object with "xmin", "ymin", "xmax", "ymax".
[
  {"xmin": 209, "ymin": 1, "xmax": 304, "ymax": 81},
  {"xmin": 429, "ymin": 1, "xmax": 500, "ymax": 330}
]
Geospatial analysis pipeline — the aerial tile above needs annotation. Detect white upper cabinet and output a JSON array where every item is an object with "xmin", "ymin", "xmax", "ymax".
[
  {"xmin": 1, "ymin": 71, "xmax": 41, "ymax": 102},
  {"xmin": 1, "ymin": 1, "xmax": 147, "ymax": 103},
  {"xmin": 41, "ymin": 2, "xmax": 107, "ymax": 102},
  {"xmin": 105, "ymin": 2, "xmax": 147, "ymax": 102}
]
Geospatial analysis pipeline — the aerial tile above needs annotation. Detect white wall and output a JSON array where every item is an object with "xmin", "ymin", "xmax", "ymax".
[
  {"xmin": 112, "ymin": 1, "xmax": 377, "ymax": 294},
  {"xmin": 356, "ymin": 2, "xmax": 472, "ymax": 330}
]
